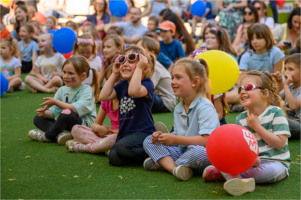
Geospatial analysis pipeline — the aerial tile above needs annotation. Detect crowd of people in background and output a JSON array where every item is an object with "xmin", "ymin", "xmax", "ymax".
[{"xmin": 1, "ymin": 0, "xmax": 301, "ymax": 197}]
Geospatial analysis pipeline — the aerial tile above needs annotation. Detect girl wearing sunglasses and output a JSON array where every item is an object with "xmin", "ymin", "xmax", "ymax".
[
  {"xmin": 99, "ymin": 45, "xmax": 156, "ymax": 166},
  {"xmin": 203, "ymin": 70, "xmax": 291, "ymax": 196}
]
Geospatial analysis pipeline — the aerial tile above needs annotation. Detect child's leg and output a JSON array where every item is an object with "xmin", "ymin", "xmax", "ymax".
[
  {"xmin": 175, "ymin": 145, "xmax": 211, "ymax": 172},
  {"xmin": 152, "ymin": 95, "xmax": 171, "ymax": 113},
  {"xmin": 71, "ymin": 125, "xmax": 117, "ymax": 153},
  {"xmin": 33, "ymin": 115, "xmax": 56, "ymax": 132},
  {"xmin": 9, "ymin": 77, "xmax": 22, "ymax": 89},
  {"xmin": 287, "ymin": 118, "xmax": 300, "ymax": 139},
  {"xmin": 44, "ymin": 76, "xmax": 63, "ymax": 89},
  {"xmin": 25, "ymin": 75, "xmax": 49, "ymax": 93},
  {"xmin": 44, "ymin": 109, "xmax": 82, "ymax": 141},
  {"xmin": 269, "ymin": 0, "xmax": 278, "ymax": 24}
]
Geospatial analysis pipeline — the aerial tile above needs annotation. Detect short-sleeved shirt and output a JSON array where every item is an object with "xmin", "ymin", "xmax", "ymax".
[
  {"xmin": 159, "ymin": 39, "xmax": 186, "ymax": 62},
  {"xmin": 101, "ymin": 100, "xmax": 119, "ymax": 130},
  {"xmin": 18, "ymin": 40, "xmax": 39, "ymax": 62},
  {"xmin": 152, "ymin": 61, "xmax": 176, "ymax": 111},
  {"xmin": 280, "ymin": 84, "xmax": 301, "ymax": 119},
  {"xmin": 239, "ymin": 47, "xmax": 284, "ymax": 73},
  {"xmin": 2, "ymin": 13, "xmax": 15, "ymax": 26},
  {"xmin": 49, "ymin": 85, "xmax": 97, "ymax": 128},
  {"xmin": 35, "ymin": 53, "xmax": 65, "ymax": 78},
  {"xmin": 118, "ymin": 21, "xmax": 148, "ymax": 46},
  {"xmin": 114, "ymin": 78, "xmax": 156, "ymax": 141},
  {"xmin": 157, "ymin": 52, "xmax": 173, "ymax": 69},
  {"xmin": 171, "ymin": 95, "xmax": 220, "ymax": 153},
  {"xmin": 0, "ymin": 56, "xmax": 21, "ymax": 77},
  {"xmin": 83, "ymin": 55, "xmax": 102, "ymax": 85},
  {"xmin": 260, "ymin": 16, "xmax": 274, "ymax": 30},
  {"xmin": 236, "ymin": 106, "xmax": 291, "ymax": 169}
]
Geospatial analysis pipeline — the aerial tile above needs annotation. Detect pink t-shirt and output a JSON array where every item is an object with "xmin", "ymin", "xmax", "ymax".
[{"xmin": 101, "ymin": 100, "xmax": 119, "ymax": 130}]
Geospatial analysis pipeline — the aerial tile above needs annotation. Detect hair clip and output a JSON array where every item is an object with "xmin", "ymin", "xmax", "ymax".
[
  {"xmin": 272, "ymin": 83, "xmax": 275, "ymax": 88},
  {"xmin": 210, "ymin": 27, "xmax": 221, "ymax": 37}
]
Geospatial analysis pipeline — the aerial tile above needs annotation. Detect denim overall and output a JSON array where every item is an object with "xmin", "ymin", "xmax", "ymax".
[{"xmin": 248, "ymin": 49, "xmax": 272, "ymax": 73}]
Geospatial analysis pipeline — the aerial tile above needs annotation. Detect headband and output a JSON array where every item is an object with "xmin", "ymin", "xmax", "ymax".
[
  {"xmin": 210, "ymin": 27, "xmax": 221, "ymax": 38},
  {"xmin": 77, "ymin": 38, "xmax": 94, "ymax": 46}
]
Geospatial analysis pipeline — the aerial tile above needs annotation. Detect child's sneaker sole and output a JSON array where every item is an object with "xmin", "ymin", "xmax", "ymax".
[
  {"xmin": 57, "ymin": 131, "xmax": 73, "ymax": 146},
  {"xmin": 173, "ymin": 165, "xmax": 193, "ymax": 181},
  {"xmin": 224, "ymin": 178, "xmax": 255, "ymax": 196},
  {"xmin": 143, "ymin": 157, "xmax": 165, "ymax": 171},
  {"xmin": 155, "ymin": 122, "xmax": 169, "ymax": 133}
]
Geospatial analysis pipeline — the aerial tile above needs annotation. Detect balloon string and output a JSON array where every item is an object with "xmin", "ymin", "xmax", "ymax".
[{"xmin": 260, "ymin": 158, "xmax": 301, "ymax": 165}]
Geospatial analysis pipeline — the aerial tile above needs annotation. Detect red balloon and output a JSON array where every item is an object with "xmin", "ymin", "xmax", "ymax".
[
  {"xmin": 63, "ymin": 51, "xmax": 73, "ymax": 59},
  {"xmin": 34, "ymin": 12, "xmax": 46, "ymax": 24},
  {"xmin": 276, "ymin": 0, "xmax": 285, "ymax": 7},
  {"xmin": 206, "ymin": 124, "xmax": 259, "ymax": 174}
]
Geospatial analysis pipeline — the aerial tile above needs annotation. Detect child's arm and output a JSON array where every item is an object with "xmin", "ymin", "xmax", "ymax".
[
  {"xmin": 128, "ymin": 54, "xmax": 149, "ymax": 98},
  {"xmin": 213, "ymin": 96, "xmax": 224, "ymax": 121},
  {"xmin": 99, "ymin": 62, "xmax": 119, "ymax": 101},
  {"xmin": 31, "ymin": 51, "xmax": 38, "ymax": 73},
  {"xmin": 7, "ymin": 66, "xmax": 21, "ymax": 82},
  {"xmin": 92, "ymin": 106, "xmax": 114, "ymax": 136},
  {"xmin": 272, "ymin": 71, "xmax": 283, "ymax": 93},
  {"xmin": 158, "ymin": 133, "xmax": 209, "ymax": 147},
  {"xmin": 39, "ymin": 97, "xmax": 78, "ymax": 114},
  {"xmin": 98, "ymin": 67, "xmax": 105, "ymax": 88},
  {"xmin": 36, "ymin": 108, "xmax": 54, "ymax": 119},
  {"xmin": 283, "ymin": 75, "xmax": 301, "ymax": 111},
  {"xmin": 247, "ymin": 113, "xmax": 287, "ymax": 150}
]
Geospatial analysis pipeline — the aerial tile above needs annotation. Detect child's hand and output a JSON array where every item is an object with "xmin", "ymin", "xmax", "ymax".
[
  {"xmin": 136, "ymin": 54, "xmax": 148, "ymax": 70},
  {"xmin": 272, "ymin": 71, "xmax": 282, "ymax": 82},
  {"xmin": 151, "ymin": 131, "xmax": 162, "ymax": 144},
  {"xmin": 284, "ymin": 74, "xmax": 293, "ymax": 86},
  {"xmin": 158, "ymin": 133, "xmax": 175, "ymax": 146},
  {"xmin": 36, "ymin": 108, "xmax": 46, "ymax": 117},
  {"xmin": 39, "ymin": 97, "xmax": 56, "ymax": 111},
  {"xmin": 247, "ymin": 114, "xmax": 261, "ymax": 131},
  {"xmin": 112, "ymin": 61, "xmax": 121, "ymax": 75},
  {"xmin": 42, "ymin": 77, "xmax": 51, "ymax": 84},
  {"xmin": 253, "ymin": 157, "xmax": 261, "ymax": 167}
]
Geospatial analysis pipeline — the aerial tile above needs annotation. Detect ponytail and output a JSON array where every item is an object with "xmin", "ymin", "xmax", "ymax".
[
  {"xmin": 197, "ymin": 58, "xmax": 211, "ymax": 100},
  {"xmin": 90, "ymin": 68, "xmax": 100, "ymax": 103}
]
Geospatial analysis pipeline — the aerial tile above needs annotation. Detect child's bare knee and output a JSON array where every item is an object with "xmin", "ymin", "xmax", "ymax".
[{"xmin": 61, "ymin": 109, "xmax": 71, "ymax": 114}]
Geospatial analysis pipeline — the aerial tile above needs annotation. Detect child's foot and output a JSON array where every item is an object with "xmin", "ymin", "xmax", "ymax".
[
  {"xmin": 224, "ymin": 178, "xmax": 255, "ymax": 196},
  {"xmin": 202, "ymin": 165, "xmax": 226, "ymax": 182},
  {"xmin": 143, "ymin": 157, "xmax": 165, "ymax": 171},
  {"xmin": 7, "ymin": 85, "xmax": 14, "ymax": 93},
  {"xmin": 28, "ymin": 129, "xmax": 51, "ymax": 142},
  {"xmin": 57, "ymin": 130, "xmax": 73, "ymax": 146},
  {"xmin": 155, "ymin": 122, "xmax": 169, "ymax": 133},
  {"xmin": 105, "ymin": 150, "xmax": 110, "ymax": 156},
  {"xmin": 29, "ymin": 87, "xmax": 37, "ymax": 93},
  {"xmin": 173, "ymin": 165, "xmax": 193, "ymax": 181},
  {"xmin": 18, "ymin": 82, "xmax": 26, "ymax": 90},
  {"xmin": 48, "ymin": 87, "xmax": 58, "ymax": 93},
  {"xmin": 66, "ymin": 140, "xmax": 85, "ymax": 152}
]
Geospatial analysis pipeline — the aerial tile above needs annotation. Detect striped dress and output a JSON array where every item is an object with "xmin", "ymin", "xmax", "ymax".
[{"xmin": 236, "ymin": 105, "xmax": 291, "ymax": 169}]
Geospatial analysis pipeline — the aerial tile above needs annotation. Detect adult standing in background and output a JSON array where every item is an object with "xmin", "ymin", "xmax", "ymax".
[
  {"xmin": 273, "ymin": 7, "xmax": 301, "ymax": 56},
  {"xmin": 38, "ymin": 0, "xmax": 68, "ymax": 18},
  {"xmin": 105, "ymin": 7, "xmax": 148, "ymax": 47},
  {"xmin": 82, "ymin": 0, "xmax": 110, "ymax": 39},
  {"xmin": 218, "ymin": 0, "xmax": 247, "ymax": 42}
]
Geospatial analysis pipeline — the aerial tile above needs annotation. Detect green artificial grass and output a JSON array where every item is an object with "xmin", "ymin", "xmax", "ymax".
[{"xmin": 1, "ymin": 74, "xmax": 300, "ymax": 199}]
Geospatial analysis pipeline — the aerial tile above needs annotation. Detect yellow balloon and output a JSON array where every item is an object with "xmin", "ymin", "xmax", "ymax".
[
  {"xmin": 0, "ymin": 0, "xmax": 11, "ymax": 3},
  {"xmin": 195, "ymin": 50, "xmax": 239, "ymax": 95}
]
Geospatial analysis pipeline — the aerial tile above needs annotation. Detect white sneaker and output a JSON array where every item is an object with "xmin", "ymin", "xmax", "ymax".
[
  {"xmin": 28, "ymin": 129, "xmax": 51, "ymax": 142},
  {"xmin": 155, "ymin": 122, "xmax": 169, "ymax": 133},
  {"xmin": 173, "ymin": 165, "xmax": 193, "ymax": 181},
  {"xmin": 18, "ymin": 82, "xmax": 26, "ymax": 90},
  {"xmin": 224, "ymin": 178, "xmax": 255, "ymax": 196},
  {"xmin": 57, "ymin": 130, "xmax": 73, "ymax": 146}
]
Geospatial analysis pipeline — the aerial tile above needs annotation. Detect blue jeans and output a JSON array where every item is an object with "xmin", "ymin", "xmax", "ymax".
[
  {"xmin": 152, "ymin": 95, "xmax": 171, "ymax": 113},
  {"xmin": 108, "ymin": 132, "xmax": 149, "ymax": 166},
  {"xmin": 270, "ymin": 1, "xmax": 278, "ymax": 23},
  {"xmin": 221, "ymin": 160, "xmax": 289, "ymax": 184}
]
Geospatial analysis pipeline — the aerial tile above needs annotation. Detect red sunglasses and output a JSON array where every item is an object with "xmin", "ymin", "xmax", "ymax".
[
  {"xmin": 117, "ymin": 53, "xmax": 139, "ymax": 64},
  {"xmin": 238, "ymin": 84, "xmax": 265, "ymax": 94}
]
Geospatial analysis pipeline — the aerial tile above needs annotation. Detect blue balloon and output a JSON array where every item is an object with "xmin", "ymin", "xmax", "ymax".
[
  {"xmin": 48, "ymin": 29, "xmax": 57, "ymax": 35},
  {"xmin": 0, "ymin": 74, "xmax": 9, "ymax": 96},
  {"xmin": 53, "ymin": 28, "xmax": 77, "ymax": 54},
  {"xmin": 191, "ymin": 1, "xmax": 207, "ymax": 17},
  {"xmin": 109, "ymin": 0, "xmax": 128, "ymax": 18}
]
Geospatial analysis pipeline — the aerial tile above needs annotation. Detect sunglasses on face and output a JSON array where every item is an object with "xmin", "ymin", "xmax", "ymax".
[
  {"xmin": 117, "ymin": 53, "xmax": 139, "ymax": 64},
  {"xmin": 238, "ymin": 84, "xmax": 265, "ymax": 94},
  {"xmin": 243, "ymin": 11, "xmax": 253, "ymax": 15}
]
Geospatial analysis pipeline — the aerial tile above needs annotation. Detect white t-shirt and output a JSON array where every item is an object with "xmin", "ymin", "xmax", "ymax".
[
  {"xmin": 152, "ymin": 61, "xmax": 176, "ymax": 111},
  {"xmin": 35, "ymin": 53, "xmax": 66, "ymax": 78},
  {"xmin": 0, "ymin": 56, "xmax": 21, "ymax": 77},
  {"xmin": 260, "ymin": 16, "xmax": 275, "ymax": 30},
  {"xmin": 83, "ymin": 55, "xmax": 102, "ymax": 85}
]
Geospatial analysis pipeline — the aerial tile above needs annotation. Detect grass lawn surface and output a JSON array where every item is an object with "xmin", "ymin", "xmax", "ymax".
[{"xmin": 1, "ymin": 74, "xmax": 300, "ymax": 199}]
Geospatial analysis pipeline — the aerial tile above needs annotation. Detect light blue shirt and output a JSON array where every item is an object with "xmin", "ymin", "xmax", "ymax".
[
  {"xmin": 239, "ymin": 46, "xmax": 284, "ymax": 73},
  {"xmin": 118, "ymin": 21, "xmax": 148, "ymax": 46},
  {"xmin": 171, "ymin": 95, "xmax": 220, "ymax": 152},
  {"xmin": 18, "ymin": 40, "xmax": 39, "ymax": 62},
  {"xmin": 49, "ymin": 85, "xmax": 96, "ymax": 127}
]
